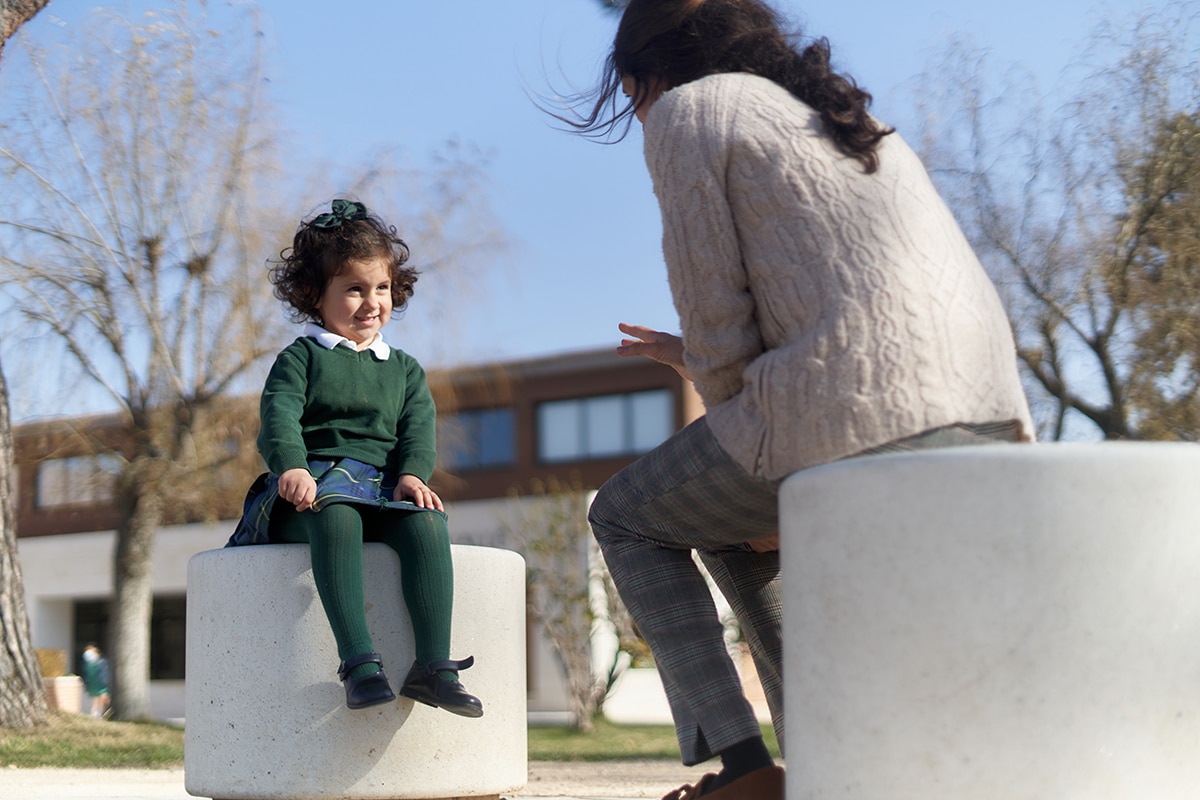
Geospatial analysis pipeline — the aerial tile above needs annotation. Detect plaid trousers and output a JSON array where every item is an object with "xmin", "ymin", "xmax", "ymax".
[{"xmin": 589, "ymin": 416, "xmax": 1021, "ymax": 765}]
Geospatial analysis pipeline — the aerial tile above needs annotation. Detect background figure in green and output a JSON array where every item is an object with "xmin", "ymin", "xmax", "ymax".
[{"xmin": 80, "ymin": 643, "xmax": 111, "ymax": 719}]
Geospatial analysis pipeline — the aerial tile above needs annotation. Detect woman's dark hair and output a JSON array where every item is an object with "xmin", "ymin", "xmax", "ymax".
[
  {"xmin": 269, "ymin": 200, "xmax": 418, "ymax": 326},
  {"xmin": 570, "ymin": 0, "xmax": 893, "ymax": 173}
]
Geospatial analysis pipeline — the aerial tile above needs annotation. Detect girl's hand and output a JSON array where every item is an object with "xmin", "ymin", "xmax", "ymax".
[
  {"xmin": 395, "ymin": 474, "xmax": 444, "ymax": 512},
  {"xmin": 278, "ymin": 468, "xmax": 317, "ymax": 512},
  {"xmin": 616, "ymin": 322, "xmax": 693, "ymax": 382}
]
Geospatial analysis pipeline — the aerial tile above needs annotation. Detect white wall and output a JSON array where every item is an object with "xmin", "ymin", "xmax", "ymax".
[
  {"xmin": 440, "ymin": 496, "xmax": 573, "ymax": 713},
  {"xmin": 18, "ymin": 523, "xmax": 224, "ymax": 720},
  {"xmin": 15, "ymin": 501, "xmax": 577, "ymax": 722}
]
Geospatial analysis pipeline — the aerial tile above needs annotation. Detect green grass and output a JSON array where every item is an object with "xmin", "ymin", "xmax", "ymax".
[
  {"xmin": 0, "ymin": 712, "xmax": 778, "ymax": 768},
  {"xmin": 0, "ymin": 713, "xmax": 184, "ymax": 768},
  {"xmin": 528, "ymin": 717, "xmax": 781, "ymax": 762}
]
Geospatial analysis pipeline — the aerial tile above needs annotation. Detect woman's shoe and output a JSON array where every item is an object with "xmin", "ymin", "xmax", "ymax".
[
  {"xmin": 338, "ymin": 652, "xmax": 396, "ymax": 710},
  {"xmin": 661, "ymin": 772, "xmax": 717, "ymax": 800},
  {"xmin": 399, "ymin": 656, "xmax": 484, "ymax": 718},
  {"xmin": 661, "ymin": 765, "xmax": 785, "ymax": 800}
]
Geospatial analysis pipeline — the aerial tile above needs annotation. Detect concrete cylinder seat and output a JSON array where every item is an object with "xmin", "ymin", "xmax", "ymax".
[
  {"xmin": 780, "ymin": 442, "xmax": 1200, "ymax": 800},
  {"xmin": 184, "ymin": 543, "xmax": 527, "ymax": 800}
]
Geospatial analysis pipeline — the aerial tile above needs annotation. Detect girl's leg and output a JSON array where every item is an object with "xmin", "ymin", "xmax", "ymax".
[
  {"xmin": 369, "ymin": 509, "xmax": 454, "ymax": 670},
  {"xmin": 588, "ymin": 418, "xmax": 780, "ymax": 771},
  {"xmin": 371, "ymin": 509, "xmax": 483, "ymax": 717},
  {"xmin": 270, "ymin": 502, "xmax": 379, "ymax": 680}
]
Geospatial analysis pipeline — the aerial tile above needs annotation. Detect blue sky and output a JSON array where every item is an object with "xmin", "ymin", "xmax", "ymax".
[{"xmin": 7, "ymin": 0, "xmax": 1165, "ymax": 417}]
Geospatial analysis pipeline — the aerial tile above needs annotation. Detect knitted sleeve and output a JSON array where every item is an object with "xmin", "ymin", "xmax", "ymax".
[
  {"xmin": 257, "ymin": 341, "xmax": 311, "ymax": 476},
  {"xmin": 643, "ymin": 77, "xmax": 765, "ymax": 409},
  {"xmin": 391, "ymin": 352, "xmax": 438, "ymax": 481}
]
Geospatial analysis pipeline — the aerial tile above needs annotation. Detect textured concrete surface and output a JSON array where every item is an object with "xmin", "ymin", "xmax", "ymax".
[
  {"xmin": 0, "ymin": 761, "xmax": 717, "ymax": 799},
  {"xmin": 782, "ymin": 442, "xmax": 1200, "ymax": 800},
  {"xmin": 185, "ymin": 543, "xmax": 527, "ymax": 800}
]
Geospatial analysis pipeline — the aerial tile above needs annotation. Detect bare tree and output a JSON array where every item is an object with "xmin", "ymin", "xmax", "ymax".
[
  {"xmin": 0, "ymin": 1, "xmax": 290, "ymax": 719},
  {"xmin": 0, "ymin": 0, "xmax": 51, "ymax": 730},
  {"xmin": 0, "ymin": 0, "xmax": 47, "ymax": 60},
  {"xmin": 504, "ymin": 477, "xmax": 647, "ymax": 732},
  {"xmin": 914, "ymin": 6, "xmax": 1200, "ymax": 440},
  {"xmin": 0, "ymin": 366, "xmax": 48, "ymax": 728}
]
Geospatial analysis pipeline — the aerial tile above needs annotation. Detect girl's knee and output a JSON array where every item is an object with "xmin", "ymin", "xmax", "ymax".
[
  {"xmin": 321, "ymin": 503, "xmax": 361, "ymax": 523},
  {"xmin": 405, "ymin": 511, "xmax": 449, "ymax": 538}
]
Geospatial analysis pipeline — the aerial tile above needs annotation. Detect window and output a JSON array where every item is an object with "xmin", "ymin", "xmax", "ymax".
[
  {"xmin": 537, "ymin": 390, "xmax": 673, "ymax": 463},
  {"xmin": 73, "ymin": 595, "xmax": 187, "ymax": 680},
  {"xmin": 36, "ymin": 454, "xmax": 121, "ymax": 509},
  {"xmin": 438, "ymin": 407, "xmax": 517, "ymax": 470}
]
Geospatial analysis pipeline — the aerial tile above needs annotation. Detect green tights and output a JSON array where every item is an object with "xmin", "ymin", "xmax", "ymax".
[{"xmin": 270, "ymin": 502, "xmax": 454, "ymax": 681}]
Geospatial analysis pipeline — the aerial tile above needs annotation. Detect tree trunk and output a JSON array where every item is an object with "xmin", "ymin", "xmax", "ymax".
[
  {"xmin": 0, "ymin": 0, "xmax": 55, "ymax": 733},
  {"xmin": 110, "ymin": 464, "xmax": 163, "ymax": 721},
  {"xmin": 0, "ymin": 360, "xmax": 49, "ymax": 728},
  {"xmin": 0, "ymin": 0, "xmax": 50, "ymax": 59}
]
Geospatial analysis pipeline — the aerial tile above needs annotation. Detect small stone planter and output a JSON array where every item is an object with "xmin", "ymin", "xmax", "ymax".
[
  {"xmin": 43, "ymin": 675, "xmax": 83, "ymax": 714},
  {"xmin": 185, "ymin": 543, "xmax": 527, "ymax": 800},
  {"xmin": 781, "ymin": 442, "xmax": 1200, "ymax": 800}
]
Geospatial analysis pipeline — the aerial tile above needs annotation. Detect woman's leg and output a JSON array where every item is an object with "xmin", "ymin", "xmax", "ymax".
[
  {"xmin": 698, "ymin": 547, "xmax": 784, "ymax": 754},
  {"xmin": 589, "ymin": 418, "xmax": 780, "ymax": 770},
  {"xmin": 270, "ymin": 502, "xmax": 379, "ymax": 679}
]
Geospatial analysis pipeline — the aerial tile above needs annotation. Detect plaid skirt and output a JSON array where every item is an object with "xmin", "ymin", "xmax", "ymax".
[{"xmin": 226, "ymin": 457, "xmax": 444, "ymax": 547}]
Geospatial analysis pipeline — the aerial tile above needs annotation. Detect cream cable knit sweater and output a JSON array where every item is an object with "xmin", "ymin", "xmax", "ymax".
[{"xmin": 642, "ymin": 72, "xmax": 1033, "ymax": 480}]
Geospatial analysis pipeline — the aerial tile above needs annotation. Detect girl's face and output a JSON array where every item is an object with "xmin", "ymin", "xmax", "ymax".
[{"xmin": 316, "ymin": 257, "xmax": 393, "ymax": 347}]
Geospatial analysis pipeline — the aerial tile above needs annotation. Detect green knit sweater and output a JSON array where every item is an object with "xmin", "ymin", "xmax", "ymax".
[{"xmin": 257, "ymin": 337, "xmax": 438, "ymax": 481}]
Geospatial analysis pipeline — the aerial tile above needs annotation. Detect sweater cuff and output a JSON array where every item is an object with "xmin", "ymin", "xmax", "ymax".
[
  {"xmin": 395, "ymin": 451, "xmax": 437, "ymax": 483},
  {"xmin": 271, "ymin": 448, "xmax": 311, "ymax": 476}
]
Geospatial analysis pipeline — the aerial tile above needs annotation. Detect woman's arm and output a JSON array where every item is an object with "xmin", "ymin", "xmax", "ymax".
[{"xmin": 643, "ymin": 77, "xmax": 765, "ymax": 408}]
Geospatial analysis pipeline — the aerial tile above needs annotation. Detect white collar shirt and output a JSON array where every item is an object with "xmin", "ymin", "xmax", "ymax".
[{"xmin": 303, "ymin": 322, "xmax": 391, "ymax": 361}]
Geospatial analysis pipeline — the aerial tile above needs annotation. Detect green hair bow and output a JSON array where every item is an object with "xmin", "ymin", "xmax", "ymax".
[{"xmin": 312, "ymin": 199, "xmax": 368, "ymax": 229}]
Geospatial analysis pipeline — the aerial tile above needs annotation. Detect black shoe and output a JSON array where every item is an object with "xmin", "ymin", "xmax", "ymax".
[
  {"xmin": 338, "ymin": 652, "xmax": 396, "ymax": 710},
  {"xmin": 399, "ymin": 656, "xmax": 484, "ymax": 718}
]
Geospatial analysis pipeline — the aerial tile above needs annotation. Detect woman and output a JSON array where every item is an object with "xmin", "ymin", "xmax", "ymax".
[{"xmin": 570, "ymin": 1, "xmax": 1034, "ymax": 798}]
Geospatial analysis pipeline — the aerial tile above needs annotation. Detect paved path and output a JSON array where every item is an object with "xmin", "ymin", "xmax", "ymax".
[{"xmin": 0, "ymin": 760, "xmax": 719, "ymax": 800}]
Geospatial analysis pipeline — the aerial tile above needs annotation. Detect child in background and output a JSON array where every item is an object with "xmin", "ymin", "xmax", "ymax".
[
  {"xmin": 81, "ymin": 642, "xmax": 111, "ymax": 719},
  {"xmin": 228, "ymin": 199, "xmax": 482, "ymax": 717}
]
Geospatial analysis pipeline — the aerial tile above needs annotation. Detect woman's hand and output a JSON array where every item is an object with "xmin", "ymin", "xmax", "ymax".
[
  {"xmin": 278, "ymin": 468, "xmax": 317, "ymax": 512},
  {"xmin": 616, "ymin": 322, "xmax": 693, "ymax": 382},
  {"xmin": 394, "ymin": 474, "xmax": 445, "ymax": 512}
]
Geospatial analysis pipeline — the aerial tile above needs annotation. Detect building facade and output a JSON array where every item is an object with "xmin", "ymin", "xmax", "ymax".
[{"xmin": 14, "ymin": 347, "xmax": 703, "ymax": 721}]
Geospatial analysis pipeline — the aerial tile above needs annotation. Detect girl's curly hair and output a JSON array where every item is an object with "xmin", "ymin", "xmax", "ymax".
[
  {"xmin": 564, "ymin": 0, "xmax": 893, "ymax": 174},
  {"xmin": 269, "ymin": 201, "xmax": 419, "ymax": 325}
]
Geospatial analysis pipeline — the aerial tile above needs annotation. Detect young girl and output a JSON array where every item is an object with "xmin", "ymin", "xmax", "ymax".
[{"xmin": 228, "ymin": 198, "xmax": 482, "ymax": 717}]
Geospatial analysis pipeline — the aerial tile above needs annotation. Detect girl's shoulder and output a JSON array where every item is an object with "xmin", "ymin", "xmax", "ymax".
[
  {"xmin": 268, "ymin": 336, "xmax": 319, "ymax": 367},
  {"xmin": 386, "ymin": 345, "xmax": 427, "ymax": 375},
  {"xmin": 279, "ymin": 335, "xmax": 318, "ymax": 355}
]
